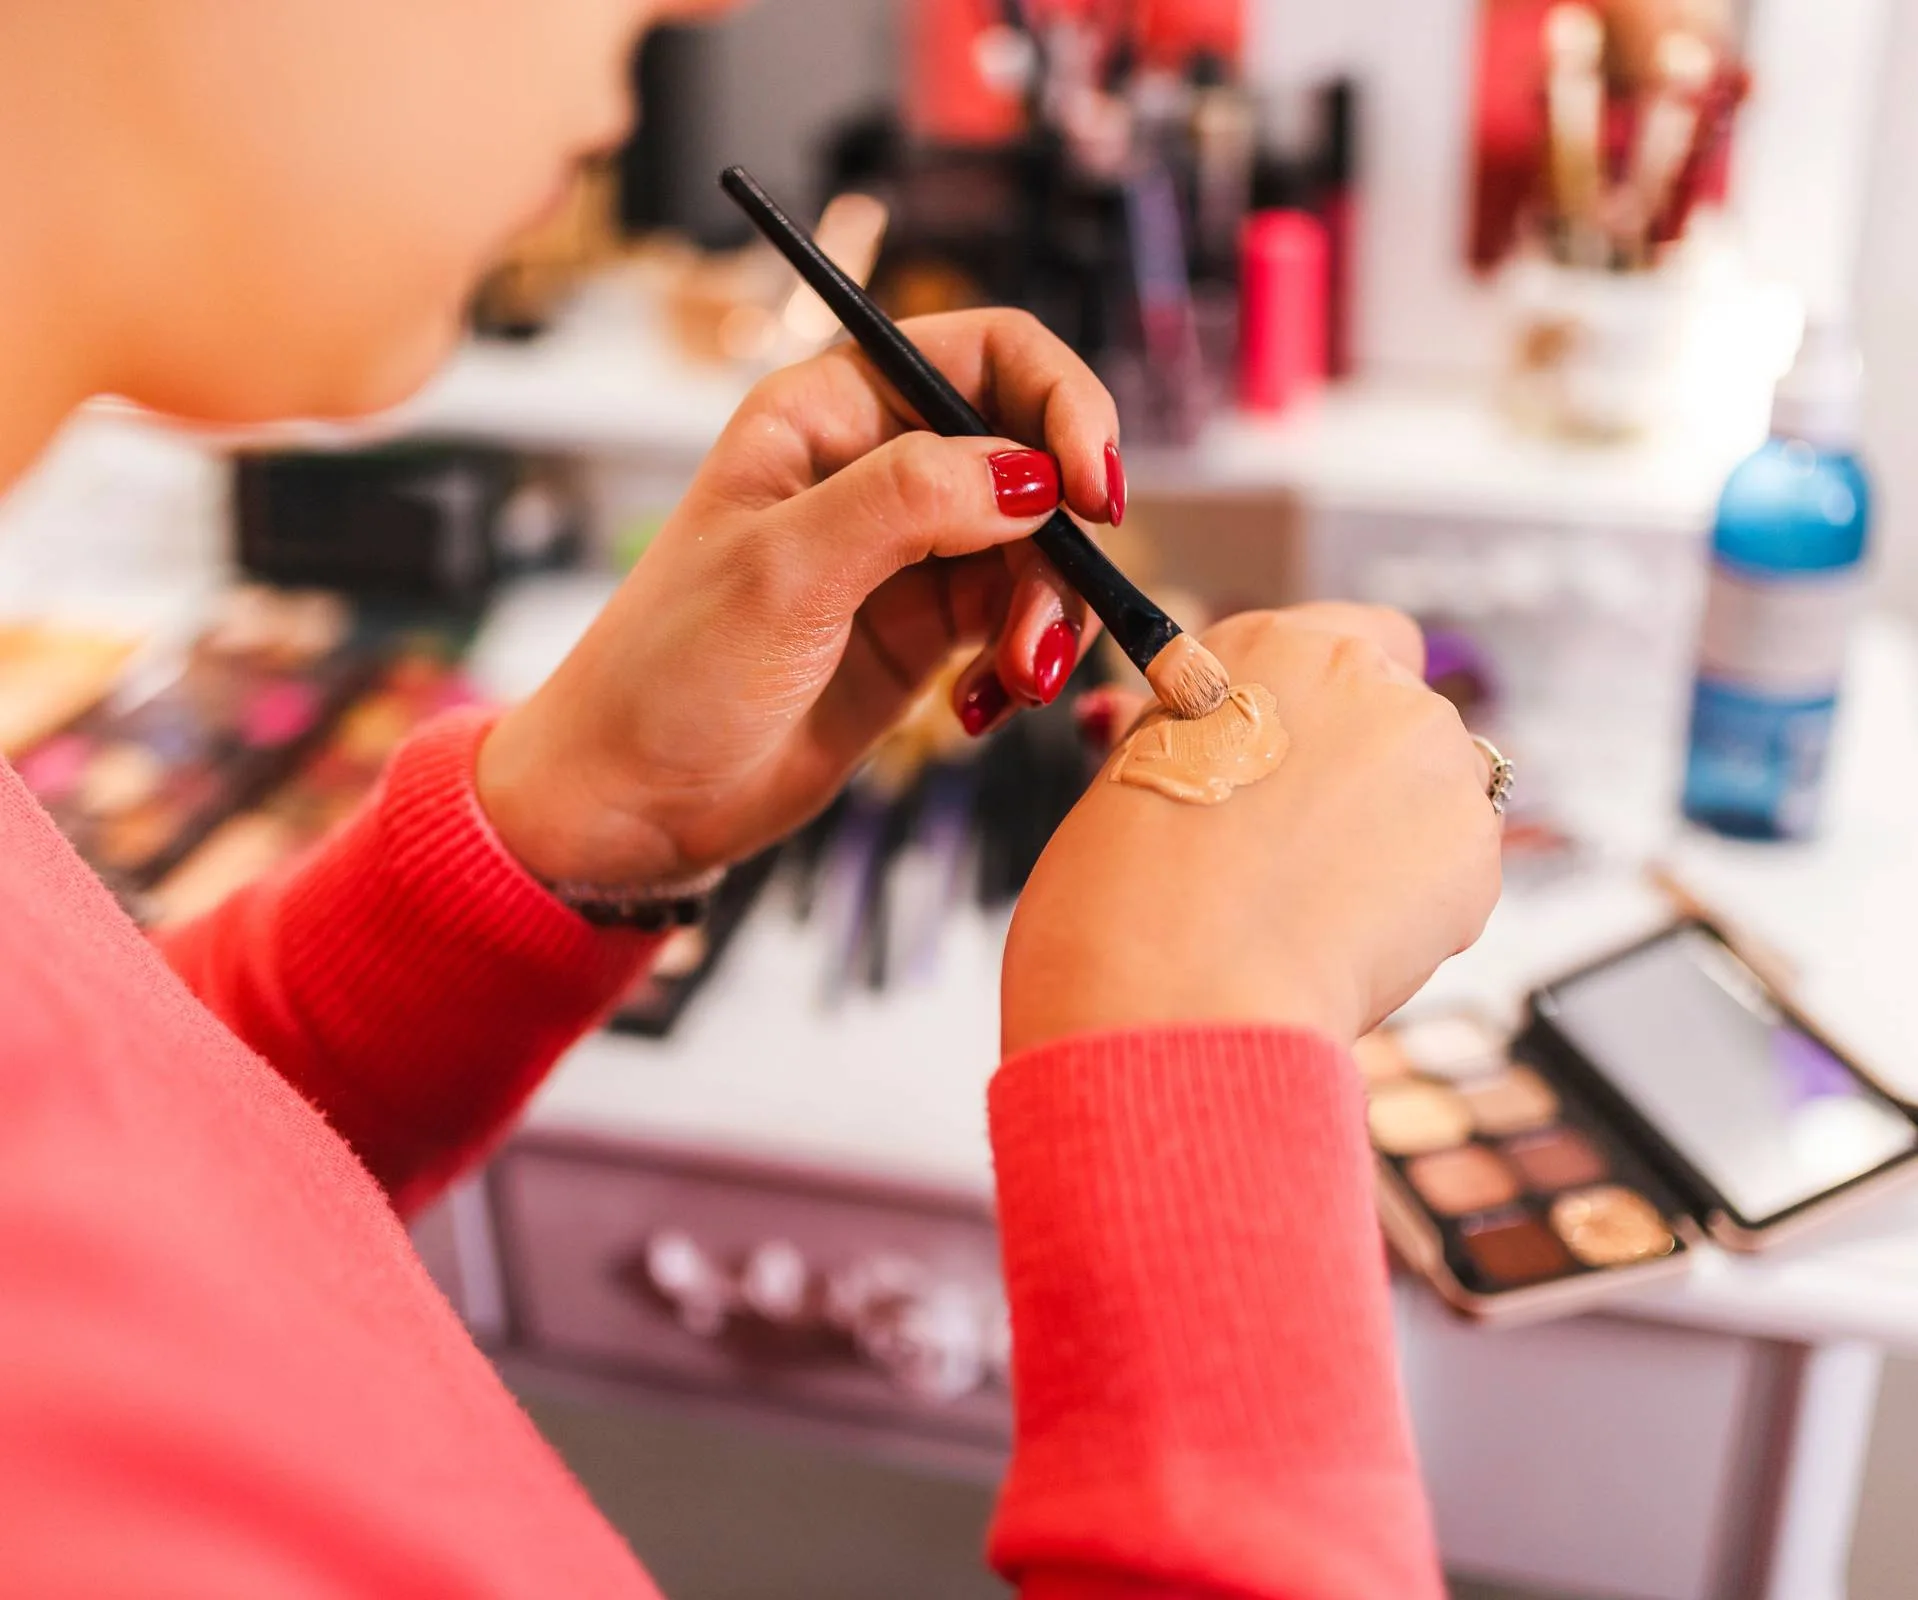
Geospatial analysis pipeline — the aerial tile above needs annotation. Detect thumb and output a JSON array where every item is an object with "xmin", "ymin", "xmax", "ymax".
[{"xmin": 777, "ymin": 432, "xmax": 1064, "ymax": 595}]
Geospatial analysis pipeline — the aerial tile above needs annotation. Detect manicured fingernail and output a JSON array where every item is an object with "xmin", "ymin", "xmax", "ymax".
[
  {"xmin": 958, "ymin": 670, "xmax": 1012, "ymax": 736},
  {"xmin": 988, "ymin": 450, "xmax": 1062, "ymax": 518},
  {"xmin": 1074, "ymin": 692, "xmax": 1116, "ymax": 750},
  {"xmin": 1033, "ymin": 619, "xmax": 1080, "ymax": 705},
  {"xmin": 1104, "ymin": 441, "xmax": 1127, "ymax": 527}
]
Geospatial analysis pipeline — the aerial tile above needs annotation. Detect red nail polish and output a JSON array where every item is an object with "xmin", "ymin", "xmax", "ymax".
[
  {"xmin": 958, "ymin": 671, "xmax": 1012, "ymax": 736},
  {"xmin": 1104, "ymin": 441, "xmax": 1127, "ymax": 527},
  {"xmin": 1074, "ymin": 693, "xmax": 1115, "ymax": 750},
  {"xmin": 988, "ymin": 450, "xmax": 1062, "ymax": 518},
  {"xmin": 1033, "ymin": 619, "xmax": 1080, "ymax": 705}
]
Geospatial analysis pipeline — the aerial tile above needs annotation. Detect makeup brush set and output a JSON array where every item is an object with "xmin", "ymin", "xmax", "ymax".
[
  {"xmin": 1533, "ymin": 2, "xmax": 1749, "ymax": 273},
  {"xmin": 607, "ymin": 673, "xmax": 1100, "ymax": 1034}
]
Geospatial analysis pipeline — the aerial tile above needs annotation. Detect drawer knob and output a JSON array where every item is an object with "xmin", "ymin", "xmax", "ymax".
[
  {"xmin": 638, "ymin": 1235, "xmax": 997, "ymax": 1402},
  {"xmin": 851, "ymin": 1283, "xmax": 986, "ymax": 1403},
  {"xmin": 828, "ymin": 1255, "xmax": 987, "ymax": 1403},
  {"xmin": 739, "ymin": 1240, "xmax": 811, "ymax": 1326},
  {"xmin": 643, "ymin": 1228, "xmax": 733, "ymax": 1338}
]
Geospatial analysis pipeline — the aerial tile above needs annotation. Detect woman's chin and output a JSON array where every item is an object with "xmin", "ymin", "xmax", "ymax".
[
  {"xmin": 339, "ymin": 314, "xmax": 468, "ymax": 417},
  {"xmin": 282, "ymin": 314, "xmax": 467, "ymax": 425},
  {"xmin": 124, "ymin": 307, "xmax": 467, "ymax": 432}
]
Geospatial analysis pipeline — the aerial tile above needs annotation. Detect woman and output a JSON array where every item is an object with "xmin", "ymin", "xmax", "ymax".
[{"xmin": 0, "ymin": 2, "xmax": 1501, "ymax": 1596}]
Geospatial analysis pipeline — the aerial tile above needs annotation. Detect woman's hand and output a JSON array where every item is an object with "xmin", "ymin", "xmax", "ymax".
[
  {"xmin": 477, "ymin": 309, "xmax": 1124, "ymax": 888},
  {"xmin": 1004, "ymin": 604, "xmax": 1503, "ymax": 1055}
]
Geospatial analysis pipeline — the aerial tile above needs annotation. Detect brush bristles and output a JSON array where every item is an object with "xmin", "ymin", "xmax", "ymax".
[{"xmin": 1145, "ymin": 634, "xmax": 1231, "ymax": 721}]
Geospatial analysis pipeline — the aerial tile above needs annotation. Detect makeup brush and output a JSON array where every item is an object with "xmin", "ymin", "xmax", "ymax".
[
  {"xmin": 719, "ymin": 164, "xmax": 1229, "ymax": 722},
  {"xmin": 1653, "ymin": 62, "xmax": 1748, "ymax": 248},
  {"xmin": 1541, "ymin": 4, "xmax": 1607, "ymax": 269},
  {"xmin": 1623, "ymin": 32, "xmax": 1715, "ymax": 263}
]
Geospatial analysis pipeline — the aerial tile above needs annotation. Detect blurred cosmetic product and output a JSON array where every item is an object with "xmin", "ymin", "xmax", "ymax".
[
  {"xmin": 1683, "ymin": 321, "xmax": 1871, "ymax": 840},
  {"xmin": 1238, "ymin": 210, "xmax": 1328, "ymax": 415},
  {"xmin": 1620, "ymin": 30, "xmax": 1715, "ymax": 266},
  {"xmin": 1542, "ymin": 4, "xmax": 1608, "ymax": 269},
  {"xmin": 1317, "ymin": 79, "xmax": 1360, "ymax": 378},
  {"xmin": 1502, "ymin": 252, "xmax": 1690, "ymax": 438}
]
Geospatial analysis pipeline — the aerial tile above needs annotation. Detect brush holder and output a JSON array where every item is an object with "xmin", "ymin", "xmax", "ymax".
[{"xmin": 1501, "ymin": 256, "xmax": 1691, "ymax": 441}]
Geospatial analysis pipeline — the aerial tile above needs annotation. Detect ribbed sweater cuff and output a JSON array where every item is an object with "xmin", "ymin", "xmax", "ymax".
[
  {"xmin": 269, "ymin": 709, "xmax": 654, "ymax": 1204},
  {"xmin": 987, "ymin": 1025, "xmax": 1443, "ymax": 1600},
  {"xmin": 277, "ymin": 708, "xmax": 653, "ymax": 1004}
]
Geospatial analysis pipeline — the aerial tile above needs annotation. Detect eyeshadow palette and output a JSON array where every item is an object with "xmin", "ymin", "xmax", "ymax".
[
  {"xmin": 144, "ymin": 636, "xmax": 482, "ymax": 928},
  {"xmin": 15, "ymin": 588, "xmax": 381, "ymax": 901},
  {"xmin": 1368, "ymin": 921, "xmax": 1918, "ymax": 1323},
  {"xmin": 1363, "ymin": 1013, "xmax": 1693, "ymax": 1322},
  {"xmin": 0, "ymin": 623, "xmax": 140, "ymax": 759}
]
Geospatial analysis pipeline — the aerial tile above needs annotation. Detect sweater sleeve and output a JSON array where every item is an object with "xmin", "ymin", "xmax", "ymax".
[
  {"xmin": 987, "ymin": 1026, "xmax": 1443, "ymax": 1600},
  {"xmin": 155, "ymin": 708, "xmax": 655, "ymax": 1216}
]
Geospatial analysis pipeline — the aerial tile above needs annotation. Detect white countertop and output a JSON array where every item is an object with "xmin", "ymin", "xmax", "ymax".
[{"xmin": 528, "ymin": 617, "xmax": 1918, "ymax": 1352}]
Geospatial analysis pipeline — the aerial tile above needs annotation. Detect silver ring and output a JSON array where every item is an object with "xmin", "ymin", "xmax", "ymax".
[{"xmin": 1473, "ymin": 736, "xmax": 1515, "ymax": 816}]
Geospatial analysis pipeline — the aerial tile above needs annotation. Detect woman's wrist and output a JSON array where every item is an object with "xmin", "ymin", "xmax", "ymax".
[
  {"xmin": 474, "ymin": 700, "xmax": 685, "ymax": 892},
  {"xmin": 1001, "ymin": 949, "xmax": 1362, "ymax": 1061}
]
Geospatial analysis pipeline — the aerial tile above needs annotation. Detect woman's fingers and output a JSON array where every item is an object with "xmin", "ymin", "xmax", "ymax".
[
  {"xmin": 992, "ymin": 545, "xmax": 1095, "ymax": 708},
  {"xmin": 847, "ymin": 551, "xmax": 1011, "ymax": 697},
  {"xmin": 717, "ymin": 307, "xmax": 1122, "ymax": 525},
  {"xmin": 768, "ymin": 432, "xmax": 1070, "ymax": 604},
  {"xmin": 886, "ymin": 310, "xmax": 1123, "ymax": 522},
  {"xmin": 951, "ymin": 646, "xmax": 1017, "ymax": 739},
  {"xmin": 763, "ymin": 418, "xmax": 1117, "ymax": 717},
  {"xmin": 797, "ymin": 550, "xmax": 1021, "ymax": 788},
  {"xmin": 948, "ymin": 542, "xmax": 1102, "ymax": 735},
  {"xmin": 1255, "ymin": 601, "xmax": 1427, "ymax": 679}
]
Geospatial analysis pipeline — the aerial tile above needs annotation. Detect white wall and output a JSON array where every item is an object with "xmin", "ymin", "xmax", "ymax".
[{"xmin": 1856, "ymin": 0, "xmax": 1918, "ymax": 620}]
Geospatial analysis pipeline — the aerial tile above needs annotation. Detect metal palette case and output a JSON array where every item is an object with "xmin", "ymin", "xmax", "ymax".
[
  {"xmin": 1365, "ymin": 919, "xmax": 1918, "ymax": 1324},
  {"xmin": 1522, "ymin": 919, "xmax": 1918, "ymax": 1255},
  {"xmin": 1372, "ymin": 1155, "xmax": 1696, "ymax": 1327},
  {"xmin": 1361, "ymin": 1003, "xmax": 1696, "ymax": 1327}
]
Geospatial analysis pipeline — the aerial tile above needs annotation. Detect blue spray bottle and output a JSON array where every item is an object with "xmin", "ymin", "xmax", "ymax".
[{"xmin": 1682, "ymin": 322, "xmax": 1871, "ymax": 840}]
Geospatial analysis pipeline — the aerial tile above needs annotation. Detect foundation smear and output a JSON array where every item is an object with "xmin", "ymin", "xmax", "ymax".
[{"xmin": 1110, "ymin": 684, "xmax": 1289, "ymax": 806}]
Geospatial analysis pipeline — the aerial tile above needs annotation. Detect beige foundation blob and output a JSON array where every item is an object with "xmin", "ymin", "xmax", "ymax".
[{"xmin": 1110, "ymin": 684, "xmax": 1289, "ymax": 806}]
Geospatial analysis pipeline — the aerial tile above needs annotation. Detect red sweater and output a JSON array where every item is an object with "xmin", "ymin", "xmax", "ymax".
[{"xmin": 0, "ymin": 708, "xmax": 1441, "ymax": 1598}]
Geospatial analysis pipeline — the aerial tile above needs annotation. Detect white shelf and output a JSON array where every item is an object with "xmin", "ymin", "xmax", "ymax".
[
  {"xmin": 147, "ymin": 280, "xmax": 1769, "ymax": 531},
  {"xmin": 1141, "ymin": 387, "xmax": 1755, "ymax": 529},
  {"xmin": 400, "ymin": 301, "xmax": 750, "ymax": 458}
]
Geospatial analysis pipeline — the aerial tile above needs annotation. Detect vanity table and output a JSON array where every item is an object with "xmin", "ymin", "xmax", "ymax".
[
  {"xmin": 412, "ymin": 617, "xmax": 1918, "ymax": 1600},
  {"xmin": 14, "ymin": 367, "xmax": 1909, "ymax": 1600}
]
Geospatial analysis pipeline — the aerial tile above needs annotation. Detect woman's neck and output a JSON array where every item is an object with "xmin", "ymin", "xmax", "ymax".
[
  {"xmin": 0, "ymin": 361, "xmax": 87, "ymax": 502},
  {"xmin": 0, "ymin": 83, "xmax": 103, "ymax": 498},
  {"xmin": 0, "ymin": 234, "xmax": 99, "ymax": 494}
]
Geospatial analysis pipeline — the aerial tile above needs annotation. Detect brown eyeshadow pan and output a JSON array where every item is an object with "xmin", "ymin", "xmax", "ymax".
[
  {"xmin": 1460, "ymin": 1212, "xmax": 1574, "ymax": 1287},
  {"xmin": 1549, "ymin": 1185, "xmax": 1677, "ymax": 1268},
  {"xmin": 1504, "ymin": 1127, "xmax": 1610, "ymax": 1192},
  {"xmin": 1367, "ymin": 1081, "xmax": 1474, "ymax": 1157},
  {"xmin": 1406, "ymin": 1145, "xmax": 1521, "ymax": 1216},
  {"xmin": 1461, "ymin": 1066, "xmax": 1559, "ymax": 1137}
]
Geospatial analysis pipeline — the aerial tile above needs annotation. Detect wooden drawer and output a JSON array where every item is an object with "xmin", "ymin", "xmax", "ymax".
[{"xmin": 491, "ymin": 1135, "xmax": 1011, "ymax": 1447}]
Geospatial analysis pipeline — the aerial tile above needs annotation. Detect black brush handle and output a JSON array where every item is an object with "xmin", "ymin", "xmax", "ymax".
[{"xmin": 719, "ymin": 165, "xmax": 1179, "ymax": 673}]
